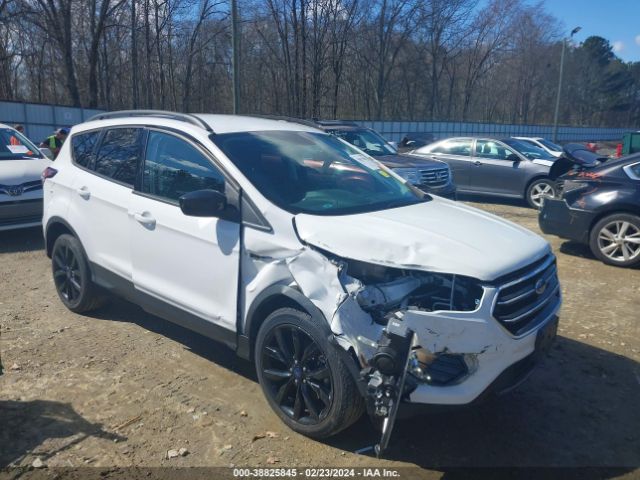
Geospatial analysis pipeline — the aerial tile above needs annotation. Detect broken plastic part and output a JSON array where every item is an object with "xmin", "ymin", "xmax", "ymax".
[{"xmin": 361, "ymin": 318, "xmax": 416, "ymax": 458}]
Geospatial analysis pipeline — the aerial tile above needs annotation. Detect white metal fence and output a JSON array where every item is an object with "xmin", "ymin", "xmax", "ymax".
[
  {"xmin": 0, "ymin": 100, "xmax": 104, "ymax": 143},
  {"xmin": 0, "ymin": 100, "xmax": 633, "ymax": 143},
  {"xmin": 358, "ymin": 120, "xmax": 632, "ymax": 143}
]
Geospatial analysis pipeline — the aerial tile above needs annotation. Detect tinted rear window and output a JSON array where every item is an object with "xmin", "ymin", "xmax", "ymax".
[
  {"xmin": 94, "ymin": 128, "xmax": 142, "ymax": 186},
  {"xmin": 71, "ymin": 131, "xmax": 99, "ymax": 167}
]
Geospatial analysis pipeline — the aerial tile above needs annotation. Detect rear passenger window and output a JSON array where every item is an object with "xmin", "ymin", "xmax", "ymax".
[
  {"xmin": 94, "ymin": 128, "xmax": 142, "ymax": 186},
  {"xmin": 71, "ymin": 131, "xmax": 99, "ymax": 168},
  {"xmin": 142, "ymin": 131, "xmax": 225, "ymax": 203},
  {"xmin": 420, "ymin": 139, "xmax": 471, "ymax": 156}
]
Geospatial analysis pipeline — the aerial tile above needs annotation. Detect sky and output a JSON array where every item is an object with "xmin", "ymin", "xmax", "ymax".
[{"xmin": 543, "ymin": 0, "xmax": 640, "ymax": 62}]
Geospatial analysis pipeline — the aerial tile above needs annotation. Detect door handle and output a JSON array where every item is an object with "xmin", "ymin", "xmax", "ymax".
[
  {"xmin": 76, "ymin": 186, "xmax": 90, "ymax": 199},
  {"xmin": 473, "ymin": 161, "xmax": 482, "ymax": 166},
  {"xmin": 133, "ymin": 212, "xmax": 156, "ymax": 228}
]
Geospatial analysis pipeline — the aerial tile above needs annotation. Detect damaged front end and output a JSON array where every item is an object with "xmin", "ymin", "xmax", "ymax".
[
  {"xmin": 323, "ymin": 255, "xmax": 488, "ymax": 455},
  {"xmin": 334, "ymin": 255, "xmax": 486, "ymax": 387},
  {"xmin": 245, "ymin": 223, "xmax": 559, "ymax": 455}
]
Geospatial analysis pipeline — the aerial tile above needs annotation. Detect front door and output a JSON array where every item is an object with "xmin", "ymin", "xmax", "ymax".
[
  {"xmin": 470, "ymin": 139, "xmax": 526, "ymax": 196},
  {"xmin": 130, "ymin": 130, "xmax": 240, "ymax": 332}
]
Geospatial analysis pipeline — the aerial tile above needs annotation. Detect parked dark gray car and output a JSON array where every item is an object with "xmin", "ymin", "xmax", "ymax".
[
  {"xmin": 311, "ymin": 121, "xmax": 457, "ymax": 199},
  {"xmin": 410, "ymin": 137, "xmax": 558, "ymax": 208}
]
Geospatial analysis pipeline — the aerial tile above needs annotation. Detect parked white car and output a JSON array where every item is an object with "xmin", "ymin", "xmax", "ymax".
[
  {"xmin": 513, "ymin": 137, "xmax": 563, "ymax": 157},
  {"xmin": 43, "ymin": 111, "xmax": 561, "ymax": 442},
  {"xmin": 0, "ymin": 123, "xmax": 52, "ymax": 231}
]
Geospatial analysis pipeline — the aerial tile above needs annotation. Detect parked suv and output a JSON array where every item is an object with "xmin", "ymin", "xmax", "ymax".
[
  {"xmin": 411, "ymin": 137, "xmax": 558, "ymax": 208},
  {"xmin": 309, "ymin": 120, "xmax": 456, "ymax": 199},
  {"xmin": 43, "ymin": 111, "xmax": 561, "ymax": 440}
]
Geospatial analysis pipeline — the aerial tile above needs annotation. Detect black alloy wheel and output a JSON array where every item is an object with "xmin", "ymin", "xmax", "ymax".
[
  {"xmin": 260, "ymin": 324, "xmax": 333, "ymax": 424},
  {"xmin": 53, "ymin": 242, "xmax": 83, "ymax": 304}
]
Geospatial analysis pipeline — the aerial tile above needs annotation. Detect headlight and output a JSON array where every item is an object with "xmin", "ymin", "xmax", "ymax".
[
  {"xmin": 337, "ymin": 256, "xmax": 485, "ymax": 324},
  {"xmin": 393, "ymin": 167, "xmax": 421, "ymax": 185}
]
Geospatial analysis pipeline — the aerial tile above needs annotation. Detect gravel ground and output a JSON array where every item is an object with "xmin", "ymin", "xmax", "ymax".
[{"xmin": 1, "ymin": 198, "xmax": 639, "ymax": 478}]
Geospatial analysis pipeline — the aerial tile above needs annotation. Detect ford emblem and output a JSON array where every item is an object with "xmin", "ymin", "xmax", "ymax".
[{"xmin": 535, "ymin": 278, "xmax": 547, "ymax": 295}]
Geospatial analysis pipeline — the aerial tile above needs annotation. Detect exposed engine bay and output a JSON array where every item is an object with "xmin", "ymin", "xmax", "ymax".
[{"xmin": 341, "ymin": 257, "xmax": 485, "ymax": 323}]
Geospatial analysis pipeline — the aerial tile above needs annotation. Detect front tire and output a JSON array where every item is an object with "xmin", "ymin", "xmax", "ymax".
[
  {"xmin": 255, "ymin": 307, "xmax": 364, "ymax": 438},
  {"xmin": 51, "ymin": 234, "xmax": 106, "ymax": 313},
  {"xmin": 526, "ymin": 178, "xmax": 557, "ymax": 209},
  {"xmin": 589, "ymin": 214, "xmax": 640, "ymax": 267}
]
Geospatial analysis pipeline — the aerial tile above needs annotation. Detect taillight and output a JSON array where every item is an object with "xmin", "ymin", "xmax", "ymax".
[{"xmin": 42, "ymin": 167, "xmax": 58, "ymax": 183}]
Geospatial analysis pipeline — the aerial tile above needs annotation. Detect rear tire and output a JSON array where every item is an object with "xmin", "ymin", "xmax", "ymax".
[
  {"xmin": 255, "ymin": 307, "xmax": 364, "ymax": 438},
  {"xmin": 51, "ymin": 234, "xmax": 107, "ymax": 313},
  {"xmin": 526, "ymin": 178, "xmax": 557, "ymax": 209},
  {"xmin": 589, "ymin": 214, "xmax": 640, "ymax": 267}
]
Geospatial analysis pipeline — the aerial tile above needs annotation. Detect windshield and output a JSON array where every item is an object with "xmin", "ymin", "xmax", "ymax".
[
  {"xmin": 327, "ymin": 128, "xmax": 397, "ymax": 157},
  {"xmin": 0, "ymin": 128, "xmax": 43, "ymax": 160},
  {"xmin": 503, "ymin": 139, "xmax": 555, "ymax": 160},
  {"xmin": 538, "ymin": 139, "xmax": 562, "ymax": 152},
  {"xmin": 213, "ymin": 131, "xmax": 426, "ymax": 215}
]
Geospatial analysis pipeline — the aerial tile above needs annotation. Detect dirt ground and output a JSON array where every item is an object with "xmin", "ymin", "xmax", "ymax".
[{"xmin": 1, "ymin": 198, "xmax": 639, "ymax": 478}]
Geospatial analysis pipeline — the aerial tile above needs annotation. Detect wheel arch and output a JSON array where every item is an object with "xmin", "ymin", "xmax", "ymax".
[
  {"xmin": 524, "ymin": 174, "xmax": 553, "ymax": 195},
  {"xmin": 242, "ymin": 285, "xmax": 329, "ymax": 362},
  {"xmin": 45, "ymin": 217, "xmax": 80, "ymax": 258},
  {"xmin": 588, "ymin": 206, "xmax": 640, "ymax": 236}
]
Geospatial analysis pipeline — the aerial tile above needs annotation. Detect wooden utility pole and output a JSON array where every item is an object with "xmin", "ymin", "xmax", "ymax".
[{"xmin": 231, "ymin": 0, "xmax": 240, "ymax": 113}]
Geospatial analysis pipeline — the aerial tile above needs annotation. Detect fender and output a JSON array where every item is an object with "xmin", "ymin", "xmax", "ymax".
[
  {"xmin": 241, "ymin": 283, "xmax": 367, "ymax": 395},
  {"xmin": 241, "ymin": 284, "xmax": 328, "ymax": 359}
]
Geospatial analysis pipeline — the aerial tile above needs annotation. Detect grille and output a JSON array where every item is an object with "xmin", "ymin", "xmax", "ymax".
[
  {"xmin": 0, "ymin": 180, "xmax": 43, "ymax": 196},
  {"xmin": 418, "ymin": 167, "xmax": 450, "ymax": 187},
  {"xmin": 493, "ymin": 254, "xmax": 560, "ymax": 336}
]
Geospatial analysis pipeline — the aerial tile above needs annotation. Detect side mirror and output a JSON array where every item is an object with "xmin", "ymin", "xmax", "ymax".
[
  {"xmin": 179, "ymin": 189, "xmax": 227, "ymax": 217},
  {"xmin": 506, "ymin": 153, "xmax": 520, "ymax": 162}
]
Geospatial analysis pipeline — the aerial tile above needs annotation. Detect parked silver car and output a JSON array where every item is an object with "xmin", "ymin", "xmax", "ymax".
[
  {"xmin": 410, "ymin": 137, "xmax": 558, "ymax": 208},
  {"xmin": 0, "ymin": 123, "xmax": 52, "ymax": 231}
]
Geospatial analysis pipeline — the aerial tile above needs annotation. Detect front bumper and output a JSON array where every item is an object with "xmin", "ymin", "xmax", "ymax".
[
  {"xmin": 402, "ymin": 287, "xmax": 559, "ymax": 405},
  {"xmin": 0, "ymin": 198, "xmax": 43, "ymax": 231},
  {"xmin": 420, "ymin": 181, "xmax": 457, "ymax": 200},
  {"xmin": 539, "ymin": 198, "xmax": 593, "ymax": 244}
]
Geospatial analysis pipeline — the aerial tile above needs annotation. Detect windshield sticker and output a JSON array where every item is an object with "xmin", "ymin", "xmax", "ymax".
[
  {"xmin": 7, "ymin": 145, "xmax": 30, "ymax": 154},
  {"xmin": 349, "ymin": 153, "xmax": 380, "ymax": 170},
  {"xmin": 378, "ymin": 170, "xmax": 390, "ymax": 177}
]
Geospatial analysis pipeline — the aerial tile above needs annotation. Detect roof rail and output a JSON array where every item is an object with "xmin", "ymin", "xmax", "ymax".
[
  {"xmin": 248, "ymin": 114, "xmax": 322, "ymax": 129},
  {"xmin": 87, "ymin": 110, "xmax": 214, "ymax": 133},
  {"xmin": 312, "ymin": 119, "xmax": 359, "ymax": 127}
]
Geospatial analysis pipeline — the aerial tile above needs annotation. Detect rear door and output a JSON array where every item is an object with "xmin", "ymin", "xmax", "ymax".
[
  {"xmin": 130, "ymin": 129, "xmax": 240, "ymax": 332},
  {"xmin": 415, "ymin": 138, "xmax": 473, "ymax": 188},
  {"xmin": 470, "ymin": 139, "xmax": 527, "ymax": 196},
  {"xmin": 68, "ymin": 127, "xmax": 143, "ymax": 279}
]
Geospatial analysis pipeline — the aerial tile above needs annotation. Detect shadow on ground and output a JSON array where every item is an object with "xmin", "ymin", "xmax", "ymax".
[
  {"xmin": 87, "ymin": 298, "xmax": 257, "ymax": 382},
  {"xmin": 86, "ymin": 298, "xmax": 640, "ymax": 470},
  {"xmin": 329, "ymin": 336, "xmax": 640, "ymax": 470},
  {"xmin": 0, "ymin": 226, "xmax": 44, "ymax": 254},
  {"xmin": 0, "ymin": 399, "xmax": 125, "ymax": 467},
  {"xmin": 456, "ymin": 193, "xmax": 530, "ymax": 209}
]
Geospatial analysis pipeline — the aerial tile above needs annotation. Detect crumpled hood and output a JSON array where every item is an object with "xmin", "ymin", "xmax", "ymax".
[
  {"xmin": 0, "ymin": 158, "xmax": 51, "ymax": 185},
  {"xmin": 294, "ymin": 198, "xmax": 551, "ymax": 281},
  {"xmin": 373, "ymin": 153, "xmax": 446, "ymax": 169}
]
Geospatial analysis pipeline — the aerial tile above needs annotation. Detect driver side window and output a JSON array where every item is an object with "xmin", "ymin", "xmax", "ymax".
[
  {"xmin": 475, "ymin": 140, "xmax": 516, "ymax": 160},
  {"xmin": 142, "ymin": 131, "xmax": 225, "ymax": 203}
]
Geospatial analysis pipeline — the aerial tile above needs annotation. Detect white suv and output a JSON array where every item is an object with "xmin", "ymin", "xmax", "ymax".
[{"xmin": 43, "ymin": 111, "xmax": 561, "ymax": 440}]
